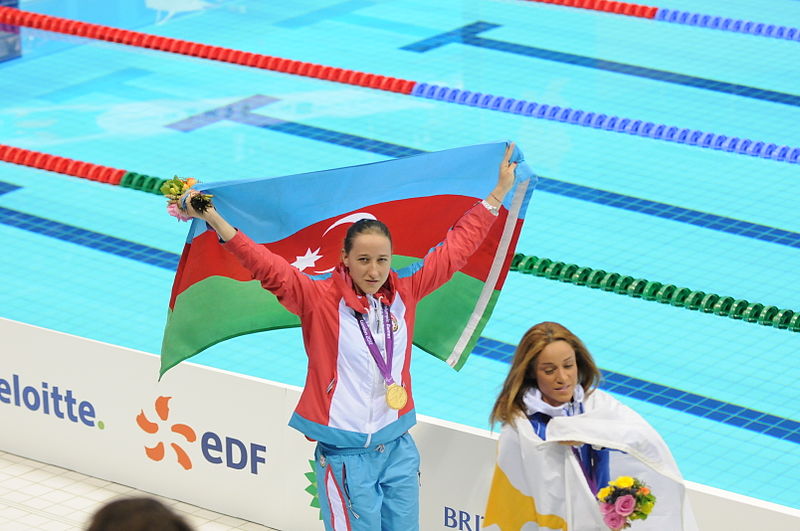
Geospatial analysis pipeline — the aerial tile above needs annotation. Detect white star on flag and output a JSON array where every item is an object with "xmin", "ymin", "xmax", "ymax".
[{"xmin": 291, "ymin": 248, "xmax": 323, "ymax": 271}]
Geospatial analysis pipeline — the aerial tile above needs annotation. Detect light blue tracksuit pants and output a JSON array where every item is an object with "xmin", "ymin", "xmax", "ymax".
[{"xmin": 314, "ymin": 432, "xmax": 420, "ymax": 531}]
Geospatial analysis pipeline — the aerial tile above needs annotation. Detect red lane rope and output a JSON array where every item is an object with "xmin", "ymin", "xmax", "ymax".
[
  {"xmin": 0, "ymin": 144, "xmax": 127, "ymax": 185},
  {"xmin": 0, "ymin": 6, "xmax": 416, "ymax": 94},
  {"xmin": 522, "ymin": 0, "xmax": 658, "ymax": 19}
]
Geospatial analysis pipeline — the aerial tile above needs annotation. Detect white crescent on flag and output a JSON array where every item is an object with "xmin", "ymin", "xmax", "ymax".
[
  {"xmin": 290, "ymin": 213, "xmax": 379, "ymax": 274},
  {"xmin": 322, "ymin": 212, "xmax": 377, "ymax": 237}
]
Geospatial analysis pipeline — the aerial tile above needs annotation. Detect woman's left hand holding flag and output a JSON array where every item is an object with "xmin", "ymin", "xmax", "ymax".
[{"xmin": 177, "ymin": 188, "xmax": 237, "ymax": 242}]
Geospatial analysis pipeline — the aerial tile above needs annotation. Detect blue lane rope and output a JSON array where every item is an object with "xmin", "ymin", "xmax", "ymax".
[
  {"xmin": 656, "ymin": 9, "xmax": 800, "ymax": 42},
  {"xmin": 410, "ymin": 82, "xmax": 800, "ymax": 165}
]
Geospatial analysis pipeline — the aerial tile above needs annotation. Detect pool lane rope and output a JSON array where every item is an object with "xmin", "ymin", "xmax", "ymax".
[
  {"xmin": 0, "ymin": 144, "xmax": 164, "ymax": 193},
  {"xmin": 523, "ymin": 0, "xmax": 658, "ymax": 19},
  {"xmin": 510, "ymin": 253, "xmax": 800, "ymax": 332},
  {"xmin": 2, "ymin": 142, "xmax": 798, "ymax": 334},
  {"xmin": 410, "ymin": 83, "xmax": 800, "ymax": 164},
  {"xmin": 0, "ymin": 7, "xmax": 416, "ymax": 95},
  {"xmin": 1, "ymin": 6, "xmax": 798, "ymax": 166},
  {"xmin": 0, "ymin": 144, "xmax": 127, "ymax": 185},
  {"xmin": 522, "ymin": 0, "xmax": 800, "ymax": 42}
]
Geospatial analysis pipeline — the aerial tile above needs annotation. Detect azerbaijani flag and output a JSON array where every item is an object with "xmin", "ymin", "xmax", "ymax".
[{"xmin": 160, "ymin": 141, "xmax": 536, "ymax": 377}]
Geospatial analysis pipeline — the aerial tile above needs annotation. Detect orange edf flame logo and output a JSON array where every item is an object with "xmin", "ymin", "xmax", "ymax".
[{"xmin": 136, "ymin": 396, "xmax": 196, "ymax": 470}]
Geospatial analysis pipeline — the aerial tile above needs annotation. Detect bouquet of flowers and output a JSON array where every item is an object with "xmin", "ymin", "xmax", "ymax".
[
  {"xmin": 596, "ymin": 476, "xmax": 655, "ymax": 530},
  {"xmin": 161, "ymin": 176, "xmax": 214, "ymax": 221}
]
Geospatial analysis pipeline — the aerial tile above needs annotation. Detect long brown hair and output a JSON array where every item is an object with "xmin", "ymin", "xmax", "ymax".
[{"xmin": 489, "ymin": 322, "xmax": 601, "ymax": 426}]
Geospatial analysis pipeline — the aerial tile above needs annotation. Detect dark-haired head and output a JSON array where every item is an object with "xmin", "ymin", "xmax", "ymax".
[
  {"xmin": 341, "ymin": 219, "xmax": 393, "ymax": 295},
  {"xmin": 343, "ymin": 219, "xmax": 392, "ymax": 254},
  {"xmin": 86, "ymin": 497, "xmax": 193, "ymax": 531}
]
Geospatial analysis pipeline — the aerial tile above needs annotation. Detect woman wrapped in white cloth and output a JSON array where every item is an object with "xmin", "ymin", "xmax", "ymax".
[{"xmin": 483, "ymin": 322, "xmax": 698, "ymax": 531}]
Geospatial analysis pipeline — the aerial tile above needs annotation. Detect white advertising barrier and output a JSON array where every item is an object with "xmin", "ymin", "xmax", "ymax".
[
  {"xmin": 413, "ymin": 418, "xmax": 498, "ymax": 529},
  {"xmin": 1, "ymin": 317, "xmax": 318, "ymax": 530},
  {"xmin": 3, "ymin": 317, "xmax": 800, "ymax": 530}
]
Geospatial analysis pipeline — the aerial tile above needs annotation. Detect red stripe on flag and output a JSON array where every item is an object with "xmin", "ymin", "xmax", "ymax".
[
  {"xmin": 168, "ymin": 232, "xmax": 254, "ymax": 309},
  {"xmin": 170, "ymin": 196, "xmax": 521, "ymax": 307}
]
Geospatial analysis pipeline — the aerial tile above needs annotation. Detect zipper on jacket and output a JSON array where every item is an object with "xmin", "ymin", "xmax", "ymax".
[
  {"xmin": 364, "ymin": 403, "xmax": 374, "ymax": 448},
  {"xmin": 364, "ymin": 354, "xmax": 382, "ymax": 448}
]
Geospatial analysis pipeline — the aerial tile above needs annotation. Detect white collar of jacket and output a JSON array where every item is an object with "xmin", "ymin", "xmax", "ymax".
[{"xmin": 522, "ymin": 384, "xmax": 585, "ymax": 418}]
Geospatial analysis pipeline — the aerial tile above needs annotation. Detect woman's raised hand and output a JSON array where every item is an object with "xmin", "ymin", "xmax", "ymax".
[
  {"xmin": 178, "ymin": 189, "xmax": 237, "ymax": 242},
  {"xmin": 486, "ymin": 142, "xmax": 517, "ymax": 209},
  {"xmin": 497, "ymin": 142, "xmax": 517, "ymax": 196},
  {"xmin": 178, "ymin": 189, "xmax": 214, "ymax": 221}
]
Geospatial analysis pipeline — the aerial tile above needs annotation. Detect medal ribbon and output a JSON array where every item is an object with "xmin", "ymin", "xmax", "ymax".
[{"xmin": 354, "ymin": 303, "xmax": 395, "ymax": 387}]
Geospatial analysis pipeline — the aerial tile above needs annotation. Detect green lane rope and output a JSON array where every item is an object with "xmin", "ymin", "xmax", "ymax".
[
  {"xmin": 510, "ymin": 253, "xmax": 800, "ymax": 333},
  {"xmin": 120, "ymin": 171, "xmax": 167, "ymax": 195}
]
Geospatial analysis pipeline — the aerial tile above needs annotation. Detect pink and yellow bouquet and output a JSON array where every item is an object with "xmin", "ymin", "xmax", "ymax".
[
  {"xmin": 161, "ymin": 176, "xmax": 213, "ymax": 221},
  {"xmin": 596, "ymin": 476, "xmax": 656, "ymax": 530}
]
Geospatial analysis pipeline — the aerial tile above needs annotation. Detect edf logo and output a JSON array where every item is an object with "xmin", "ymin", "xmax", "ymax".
[{"xmin": 136, "ymin": 396, "xmax": 266, "ymax": 474}]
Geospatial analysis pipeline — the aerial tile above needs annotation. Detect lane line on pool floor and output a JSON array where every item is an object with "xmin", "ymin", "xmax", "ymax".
[{"xmin": 401, "ymin": 21, "xmax": 800, "ymax": 108}]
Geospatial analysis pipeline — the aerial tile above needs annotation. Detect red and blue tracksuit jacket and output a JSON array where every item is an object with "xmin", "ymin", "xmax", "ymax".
[{"xmin": 223, "ymin": 202, "xmax": 497, "ymax": 448}]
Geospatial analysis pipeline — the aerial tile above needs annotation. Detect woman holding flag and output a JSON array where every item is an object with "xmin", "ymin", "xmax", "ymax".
[
  {"xmin": 178, "ymin": 143, "xmax": 518, "ymax": 530},
  {"xmin": 484, "ymin": 322, "xmax": 697, "ymax": 530}
]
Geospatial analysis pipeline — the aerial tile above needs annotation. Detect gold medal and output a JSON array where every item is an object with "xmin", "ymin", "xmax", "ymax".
[{"xmin": 385, "ymin": 383, "xmax": 408, "ymax": 410}]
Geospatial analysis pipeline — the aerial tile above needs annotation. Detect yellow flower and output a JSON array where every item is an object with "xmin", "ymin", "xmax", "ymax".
[
  {"xmin": 596, "ymin": 487, "xmax": 612, "ymax": 501},
  {"xmin": 614, "ymin": 476, "xmax": 634, "ymax": 488},
  {"xmin": 641, "ymin": 501, "xmax": 655, "ymax": 515}
]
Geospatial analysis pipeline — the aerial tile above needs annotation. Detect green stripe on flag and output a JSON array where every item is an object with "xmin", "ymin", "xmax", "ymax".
[
  {"xmin": 416, "ymin": 282, "xmax": 500, "ymax": 371},
  {"xmin": 395, "ymin": 256, "xmax": 498, "ymax": 371},
  {"xmin": 161, "ymin": 276, "xmax": 299, "ymax": 376},
  {"xmin": 162, "ymin": 256, "xmax": 498, "ymax": 375}
]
